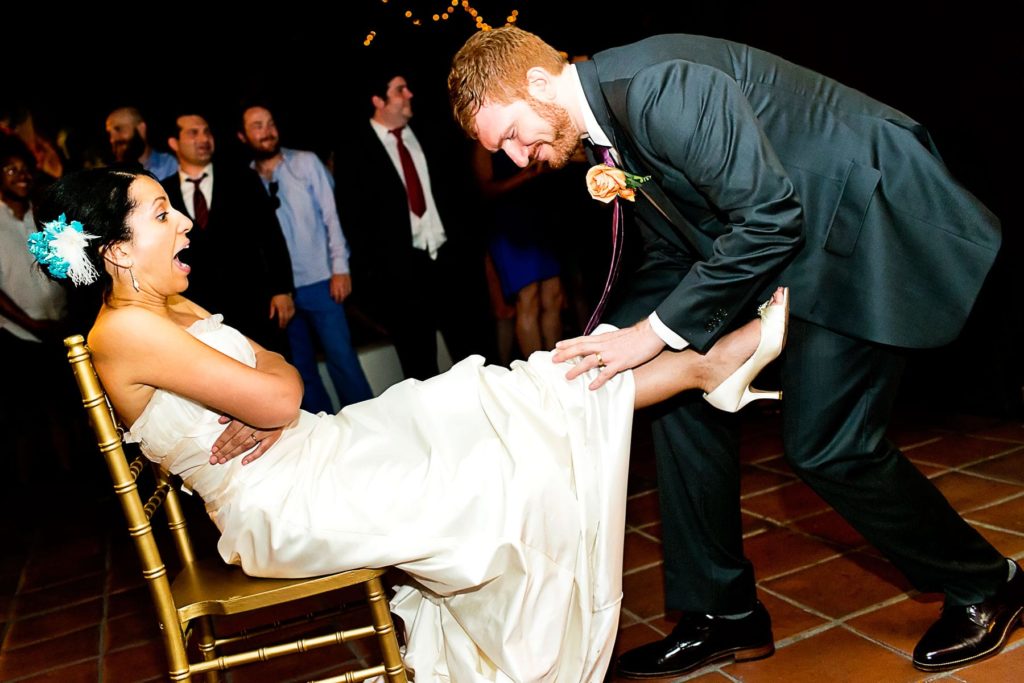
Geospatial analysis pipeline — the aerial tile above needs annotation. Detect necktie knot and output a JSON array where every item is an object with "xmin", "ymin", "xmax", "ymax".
[
  {"xmin": 186, "ymin": 173, "xmax": 207, "ymax": 185},
  {"xmin": 593, "ymin": 144, "xmax": 616, "ymax": 167}
]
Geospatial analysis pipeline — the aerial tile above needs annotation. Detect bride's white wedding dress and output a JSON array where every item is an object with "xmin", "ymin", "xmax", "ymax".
[{"xmin": 124, "ymin": 315, "xmax": 635, "ymax": 682}]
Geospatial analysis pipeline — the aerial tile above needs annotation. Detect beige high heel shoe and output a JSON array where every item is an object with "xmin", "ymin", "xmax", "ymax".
[{"xmin": 703, "ymin": 287, "xmax": 789, "ymax": 413}]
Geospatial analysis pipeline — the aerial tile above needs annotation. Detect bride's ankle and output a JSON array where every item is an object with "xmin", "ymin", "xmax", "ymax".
[{"xmin": 702, "ymin": 319, "xmax": 762, "ymax": 393}]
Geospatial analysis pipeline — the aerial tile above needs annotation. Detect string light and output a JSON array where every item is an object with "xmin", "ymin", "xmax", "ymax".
[{"xmin": 363, "ymin": 1, "xmax": 520, "ymax": 45}]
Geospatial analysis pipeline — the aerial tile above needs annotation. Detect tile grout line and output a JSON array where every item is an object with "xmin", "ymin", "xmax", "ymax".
[
  {"xmin": 622, "ymin": 560, "xmax": 663, "ymax": 578},
  {"xmin": 908, "ymin": 440, "xmax": 1024, "ymax": 474},
  {"xmin": 964, "ymin": 431, "xmax": 1024, "ymax": 445},
  {"xmin": 626, "ymin": 528, "xmax": 659, "ymax": 540},
  {"xmin": 962, "ymin": 489, "xmax": 1024, "ymax": 514},
  {"xmin": 967, "ymin": 520, "xmax": 1024, "ymax": 538}
]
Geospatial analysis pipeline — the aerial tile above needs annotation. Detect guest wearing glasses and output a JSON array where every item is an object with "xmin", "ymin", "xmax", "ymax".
[
  {"xmin": 0, "ymin": 135, "xmax": 73, "ymax": 490},
  {"xmin": 162, "ymin": 110, "xmax": 294, "ymax": 354},
  {"xmin": 238, "ymin": 103, "xmax": 372, "ymax": 411}
]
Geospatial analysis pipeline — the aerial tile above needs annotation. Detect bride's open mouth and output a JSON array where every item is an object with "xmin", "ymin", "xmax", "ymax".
[{"xmin": 174, "ymin": 242, "xmax": 191, "ymax": 274}]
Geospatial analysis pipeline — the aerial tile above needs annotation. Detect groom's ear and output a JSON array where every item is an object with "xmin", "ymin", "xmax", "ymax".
[{"xmin": 526, "ymin": 67, "xmax": 558, "ymax": 102}]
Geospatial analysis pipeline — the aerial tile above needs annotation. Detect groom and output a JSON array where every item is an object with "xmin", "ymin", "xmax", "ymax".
[{"xmin": 449, "ymin": 28, "xmax": 1020, "ymax": 677}]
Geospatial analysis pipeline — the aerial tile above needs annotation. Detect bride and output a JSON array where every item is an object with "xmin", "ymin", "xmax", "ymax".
[{"xmin": 31, "ymin": 168, "xmax": 787, "ymax": 682}]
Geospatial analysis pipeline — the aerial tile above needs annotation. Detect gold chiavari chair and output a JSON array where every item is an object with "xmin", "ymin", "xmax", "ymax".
[{"xmin": 64, "ymin": 335, "xmax": 407, "ymax": 682}]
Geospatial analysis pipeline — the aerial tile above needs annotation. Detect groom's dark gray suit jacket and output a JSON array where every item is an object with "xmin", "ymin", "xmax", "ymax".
[{"xmin": 578, "ymin": 35, "xmax": 1000, "ymax": 351}]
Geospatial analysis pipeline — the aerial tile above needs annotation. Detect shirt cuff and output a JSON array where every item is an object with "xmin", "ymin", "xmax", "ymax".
[
  {"xmin": 648, "ymin": 312, "xmax": 689, "ymax": 350},
  {"xmin": 330, "ymin": 257, "xmax": 350, "ymax": 275}
]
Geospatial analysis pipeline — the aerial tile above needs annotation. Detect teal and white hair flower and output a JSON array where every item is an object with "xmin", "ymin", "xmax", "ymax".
[{"xmin": 27, "ymin": 213, "xmax": 100, "ymax": 286}]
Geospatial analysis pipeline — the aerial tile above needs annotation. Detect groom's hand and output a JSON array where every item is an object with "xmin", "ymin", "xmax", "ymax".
[
  {"xmin": 552, "ymin": 319, "xmax": 665, "ymax": 390},
  {"xmin": 210, "ymin": 416, "xmax": 284, "ymax": 466}
]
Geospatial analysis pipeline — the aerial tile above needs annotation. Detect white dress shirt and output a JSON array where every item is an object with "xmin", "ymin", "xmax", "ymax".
[
  {"xmin": 177, "ymin": 163, "xmax": 215, "ymax": 217},
  {"xmin": 0, "ymin": 203, "xmax": 67, "ymax": 342},
  {"xmin": 370, "ymin": 119, "xmax": 447, "ymax": 259}
]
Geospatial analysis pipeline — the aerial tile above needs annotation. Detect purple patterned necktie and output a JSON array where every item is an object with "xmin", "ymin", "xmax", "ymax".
[{"xmin": 585, "ymin": 145, "xmax": 625, "ymax": 334}]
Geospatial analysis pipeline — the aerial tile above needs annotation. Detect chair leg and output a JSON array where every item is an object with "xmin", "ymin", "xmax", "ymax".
[
  {"xmin": 195, "ymin": 616, "xmax": 223, "ymax": 683},
  {"xmin": 164, "ymin": 628, "xmax": 193, "ymax": 682},
  {"xmin": 363, "ymin": 576, "xmax": 407, "ymax": 683}
]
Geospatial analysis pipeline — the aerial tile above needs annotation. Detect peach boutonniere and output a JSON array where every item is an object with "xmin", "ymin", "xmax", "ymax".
[{"xmin": 585, "ymin": 164, "xmax": 651, "ymax": 203}]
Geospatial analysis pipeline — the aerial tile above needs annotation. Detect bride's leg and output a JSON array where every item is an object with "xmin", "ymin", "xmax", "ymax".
[
  {"xmin": 633, "ymin": 319, "xmax": 759, "ymax": 409},
  {"xmin": 632, "ymin": 287, "xmax": 785, "ymax": 409}
]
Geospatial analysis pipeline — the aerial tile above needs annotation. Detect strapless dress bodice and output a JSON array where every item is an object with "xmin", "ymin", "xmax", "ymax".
[{"xmin": 123, "ymin": 315, "xmax": 262, "ymax": 507}]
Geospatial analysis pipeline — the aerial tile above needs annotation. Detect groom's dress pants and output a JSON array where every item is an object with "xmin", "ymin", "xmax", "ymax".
[{"xmin": 649, "ymin": 316, "xmax": 1007, "ymax": 613}]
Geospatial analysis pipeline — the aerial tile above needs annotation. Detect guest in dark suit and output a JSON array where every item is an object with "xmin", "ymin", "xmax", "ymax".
[
  {"xmin": 450, "ymin": 27, "xmax": 1019, "ymax": 677},
  {"xmin": 162, "ymin": 111, "xmax": 294, "ymax": 354},
  {"xmin": 338, "ymin": 66, "xmax": 493, "ymax": 381}
]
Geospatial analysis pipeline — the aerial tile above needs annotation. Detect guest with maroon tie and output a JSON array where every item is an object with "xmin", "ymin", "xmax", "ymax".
[
  {"xmin": 161, "ymin": 109, "xmax": 294, "ymax": 354},
  {"xmin": 338, "ymin": 65, "xmax": 493, "ymax": 381}
]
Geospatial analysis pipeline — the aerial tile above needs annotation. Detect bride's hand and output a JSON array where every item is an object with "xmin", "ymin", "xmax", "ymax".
[{"xmin": 210, "ymin": 416, "xmax": 284, "ymax": 466}]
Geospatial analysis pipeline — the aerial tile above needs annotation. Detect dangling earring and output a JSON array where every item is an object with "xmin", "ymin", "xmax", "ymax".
[{"xmin": 129, "ymin": 267, "xmax": 140, "ymax": 292}]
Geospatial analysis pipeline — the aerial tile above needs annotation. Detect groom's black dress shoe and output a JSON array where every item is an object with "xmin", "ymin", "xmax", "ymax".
[
  {"xmin": 913, "ymin": 561, "xmax": 1024, "ymax": 671},
  {"xmin": 615, "ymin": 601, "xmax": 774, "ymax": 678}
]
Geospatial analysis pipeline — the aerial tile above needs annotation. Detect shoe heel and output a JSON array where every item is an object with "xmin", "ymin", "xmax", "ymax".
[
  {"xmin": 737, "ymin": 388, "xmax": 782, "ymax": 410},
  {"xmin": 734, "ymin": 643, "xmax": 775, "ymax": 662}
]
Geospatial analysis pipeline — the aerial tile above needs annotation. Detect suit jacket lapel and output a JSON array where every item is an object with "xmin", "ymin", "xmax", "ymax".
[
  {"xmin": 205, "ymin": 164, "xmax": 221, "ymax": 227},
  {"xmin": 165, "ymin": 176, "xmax": 186, "ymax": 215},
  {"xmin": 576, "ymin": 60, "xmax": 714, "ymax": 261}
]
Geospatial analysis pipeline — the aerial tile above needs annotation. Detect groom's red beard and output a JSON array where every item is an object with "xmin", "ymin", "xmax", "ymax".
[{"xmin": 528, "ymin": 98, "xmax": 582, "ymax": 169}]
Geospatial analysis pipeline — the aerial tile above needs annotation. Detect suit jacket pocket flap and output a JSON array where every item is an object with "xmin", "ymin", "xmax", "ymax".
[{"xmin": 824, "ymin": 161, "xmax": 881, "ymax": 257}]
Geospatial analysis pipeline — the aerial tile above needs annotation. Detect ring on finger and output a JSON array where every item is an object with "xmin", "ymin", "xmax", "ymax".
[
  {"xmin": 250, "ymin": 433, "xmax": 259, "ymax": 442},
  {"xmin": 595, "ymin": 352, "xmax": 607, "ymax": 368}
]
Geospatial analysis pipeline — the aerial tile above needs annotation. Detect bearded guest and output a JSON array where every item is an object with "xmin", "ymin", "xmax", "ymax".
[
  {"xmin": 161, "ymin": 109, "xmax": 295, "ymax": 354},
  {"xmin": 237, "ymin": 102, "xmax": 373, "ymax": 411},
  {"xmin": 337, "ymin": 64, "xmax": 494, "ymax": 381},
  {"xmin": 105, "ymin": 106, "xmax": 178, "ymax": 180}
]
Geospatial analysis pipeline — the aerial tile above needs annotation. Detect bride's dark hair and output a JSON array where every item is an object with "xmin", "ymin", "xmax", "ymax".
[{"xmin": 35, "ymin": 167, "xmax": 156, "ymax": 298}]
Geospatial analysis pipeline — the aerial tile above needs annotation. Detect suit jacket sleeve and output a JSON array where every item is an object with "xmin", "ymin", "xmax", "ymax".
[{"xmin": 627, "ymin": 61, "xmax": 804, "ymax": 349}]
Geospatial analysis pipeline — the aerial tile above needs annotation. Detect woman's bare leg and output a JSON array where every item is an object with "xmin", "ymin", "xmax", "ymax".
[
  {"xmin": 539, "ymin": 276, "xmax": 565, "ymax": 349},
  {"xmin": 515, "ymin": 282, "xmax": 541, "ymax": 356},
  {"xmin": 632, "ymin": 288, "xmax": 785, "ymax": 409}
]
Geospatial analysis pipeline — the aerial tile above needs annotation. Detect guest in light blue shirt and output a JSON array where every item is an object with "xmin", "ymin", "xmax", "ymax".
[
  {"xmin": 144, "ymin": 148, "xmax": 179, "ymax": 181},
  {"xmin": 240, "ymin": 104, "xmax": 372, "ymax": 411}
]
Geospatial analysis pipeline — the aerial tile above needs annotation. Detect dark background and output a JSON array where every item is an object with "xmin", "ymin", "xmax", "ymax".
[{"xmin": 6, "ymin": 0, "xmax": 1022, "ymax": 414}]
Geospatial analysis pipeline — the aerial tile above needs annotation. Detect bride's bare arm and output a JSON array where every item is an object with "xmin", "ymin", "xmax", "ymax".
[{"xmin": 91, "ymin": 307, "xmax": 303, "ymax": 429}]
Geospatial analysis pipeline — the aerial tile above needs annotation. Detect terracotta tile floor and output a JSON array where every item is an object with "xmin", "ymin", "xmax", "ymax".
[{"xmin": 2, "ymin": 406, "xmax": 1023, "ymax": 682}]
